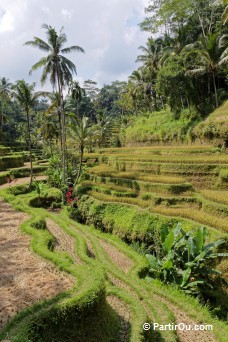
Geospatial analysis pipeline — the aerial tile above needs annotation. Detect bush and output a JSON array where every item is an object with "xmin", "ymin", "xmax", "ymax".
[
  {"xmin": 29, "ymin": 188, "xmax": 62, "ymax": 209},
  {"xmin": 0, "ymin": 155, "xmax": 24, "ymax": 171},
  {"xmin": 8, "ymin": 184, "xmax": 30, "ymax": 195},
  {"xmin": 75, "ymin": 195, "xmax": 189, "ymax": 244},
  {"xmin": 31, "ymin": 219, "xmax": 47, "ymax": 230},
  {"xmin": 10, "ymin": 166, "xmax": 48, "ymax": 178},
  {"xmin": 0, "ymin": 171, "xmax": 10, "ymax": 185}
]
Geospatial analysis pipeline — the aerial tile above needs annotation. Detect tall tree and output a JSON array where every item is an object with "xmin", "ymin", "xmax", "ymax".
[
  {"xmin": 12, "ymin": 81, "xmax": 41, "ymax": 187},
  {"xmin": 0, "ymin": 77, "xmax": 12, "ymax": 130},
  {"xmin": 69, "ymin": 115, "xmax": 95, "ymax": 185},
  {"xmin": 185, "ymin": 32, "xmax": 228, "ymax": 107},
  {"xmin": 24, "ymin": 24, "xmax": 85, "ymax": 183}
]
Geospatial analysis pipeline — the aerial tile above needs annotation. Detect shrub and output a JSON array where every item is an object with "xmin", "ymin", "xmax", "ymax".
[
  {"xmin": 10, "ymin": 166, "xmax": 48, "ymax": 178},
  {"xmin": 29, "ymin": 188, "xmax": 62, "ymax": 209},
  {"xmin": 75, "ymin": 195, "xmax": 189, "ymax": 244},
  {"xmin": 31, "ymin": 219, "xmax": 47, "ymax": 230},
  {"xmin": 0, "ymin": 155, "xmax": 24, "ymax": 171},
  {"xmin": 0, "ymin": 171, "xmax": 10, "ymax": 185},
  {"xmin": 8, "ymin": 184, "xmax": 33, "ymax": 195}
]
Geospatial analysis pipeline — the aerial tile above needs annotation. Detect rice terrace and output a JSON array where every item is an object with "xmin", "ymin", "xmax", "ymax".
[{"xmin": 0, "ymin": 0, "xmax": 228, "ymax": 341}]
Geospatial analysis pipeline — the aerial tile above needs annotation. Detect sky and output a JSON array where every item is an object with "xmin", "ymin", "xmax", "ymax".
[{"xmin": 0, "ymin": 0, "xmax": 149, "ymax": 89}]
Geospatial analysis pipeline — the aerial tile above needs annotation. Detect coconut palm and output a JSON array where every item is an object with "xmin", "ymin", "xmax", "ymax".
[
  {"xmin": 67, "ymin": 80, "xmax": 85, "ymax": 116},
  {"xmin": 213, "ymin": 0, "xmax": 228, "ymax": 25},
  {"xmin": 69, "ymin": 115, "xmax": 95, "ymax": 185},
  {"xmin": 39, "ymin": 113, "xmax": 59, "ymax": 156},
  {"xmin": 136, "ymin": 38, "xmax": 163, "ymax": 74},
  {"xmin": 24, "ymin": 24, "xmax": 85, "ymax": 183},
  {"xmin": 185, "ymin": 33, "xmax": 228, "ymax": 107},
  {"xmin": 12, "ymin": 80, "xmax": 43, "ymax": 187}
]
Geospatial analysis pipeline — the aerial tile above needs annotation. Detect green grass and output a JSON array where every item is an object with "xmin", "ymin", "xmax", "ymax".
[
  {"xmin": 85, "ymin": 172, "xmax": 193, "ymax": 195},
  {"xmin": 96, "ymin": 145, "xmax": 220, "ymax": 155},
  {"xmin": 0, "ymin": 189, "xmax": 120, "ymax": 342},
  {"xmin": 120, "ymin": 108, "xmax": 196, "ymax": 145},
  {"xmin": 89, "ymin": 164, "xmax": 187, "ymax": 183},
  {"xmin": 193, "ymin": 100, "xmax": 228, "ymax": 143},
  {"xmin": 152, "ymin": 206, "xmax": 228, "ymax": 234},
  {"xmin": 0, "ymin": 186, "xmax": 227, "ymax": 341}
]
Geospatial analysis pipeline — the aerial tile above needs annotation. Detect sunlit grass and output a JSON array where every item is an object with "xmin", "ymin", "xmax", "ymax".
[
  {"xmin": 200, "ymin": 189, "xmax": 228, "ymax": 205},
  {"xmin": 152, "ymin": 206, "xmax": 228, "ymax": 233}
]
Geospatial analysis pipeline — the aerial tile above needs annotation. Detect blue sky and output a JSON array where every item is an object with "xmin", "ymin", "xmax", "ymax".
[{"xmin": 0, "ymin": 0, "xmax": 149, "ymax": 89}]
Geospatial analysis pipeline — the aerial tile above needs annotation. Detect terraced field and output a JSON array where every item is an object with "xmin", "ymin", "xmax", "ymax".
[
  {"xmin": 0, "ymin": 145, "xmax": 228, "ymax": 341},
  {"xmin": 0, "ymin": 180, "xmax": 227, "ymax": 341},
  {"xmin": 82, "ymin": 146, "xmax": 228, "ymax": 240}
]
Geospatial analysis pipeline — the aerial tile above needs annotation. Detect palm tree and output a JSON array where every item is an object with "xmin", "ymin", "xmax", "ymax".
[
  {"xmin": 12, "ymin": 80, "xmax": 43, "ymax": 187},
  {"xmin": 39, "ymin": 113, "xmax": 59, "ymax": 156},
  {"xmin": 24, "ymin": 24, "xmax": 85, "ymax": 183},
  {"xmin": 185, "ymin": 33, "xmax": 228, "ymax": 107},
  {"xmin": 0, "ymin": 77, "xmax": 12, "ymax": 130},
  {"xmin": 69, "ymin": 115, "xmax": 95, "ymax": 185},
  {"xmin": 136, "ymin": 38, "xmax": 163, "ymax": 74},
  {"xmin": 213, "ymin": 0, "xmax": 228, "ymax": 25},
  {"xmin": 67, "ymin": 80, "xmax": 85, "ymax": 116}
]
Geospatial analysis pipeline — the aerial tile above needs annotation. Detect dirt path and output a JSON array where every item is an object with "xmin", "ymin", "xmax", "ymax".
[
  {"xmin": 99, "ymin": 239, "xmax": 133, "ymax": 273},
  {"xmin": 0, "ymin": 175, "xmax": 47, "ymax": 189},
  {"xmin": 46, "ymin": 218, "xmax": 82, "ymax": 264},
  {"xmin": 154, "ymin": 295, "xmax": 216, "ymax": 342},
  {"xmin": 107, "ymin": 295, "xmax": 131, "ymax": 342},
  {"xmin": 0, "ymin": 199, "xmax": 74, "ymax": 330}
]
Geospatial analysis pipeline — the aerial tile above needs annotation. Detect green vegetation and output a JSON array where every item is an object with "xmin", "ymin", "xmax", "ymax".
[
  {"xmin": 0, "ymin": 183, "xmax": 227, "ymax": 341},
  {"xmin": 120, "ymin": 108, "xmax": 198, "ymax": 145},
  {"xmin": 146, "ymin": 224, "xmax": 227, "ymax": 295},
  {"xmin": 193, "ymin": 101, "xmax": 228, "ymax": 146},
  {"xmin": 0, "ymin": 155, "xmax": 24, "ymax": 170},
  {"xmin": 0, "ymin": 0, "xmax": 228, "ymax": 340}
]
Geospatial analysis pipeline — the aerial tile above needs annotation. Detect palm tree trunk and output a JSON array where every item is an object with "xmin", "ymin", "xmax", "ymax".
[
  {"xmin": 26, "ymin": 110, "xmax": 33, "ymax": 187},
  {"xmin": 74, "ymin": 144, "xmax": 84, "ymax": 186},
  {"xmin": 212, "ymin": 71, "xmax": 218, "ymax": 108},
  {"xmin": 0, "ymin": 100, "xmax": 5, "ymax": 130},
  {"xmin": 58, "ymin": 111, "xmax": 62, "ymax": 150},
  {"xmin": 49, "ymin": 138, "xmax": 53, "ymax": 157},
  {"xmin": 0, "ymin": 107, "xmax": 3, "ymax": 131},
  {"xmin": 57, "ymin": 80, "xmax": 66, "ymax": 184}
]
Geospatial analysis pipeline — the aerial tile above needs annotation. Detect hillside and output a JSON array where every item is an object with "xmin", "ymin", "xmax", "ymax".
[
  {"xmin": 193, "ymin": 101, "xmax": 228, "ymax": 147},
  {"xmin": 120, "ymin": 102, "xmax": 228, "ymax": 147}
]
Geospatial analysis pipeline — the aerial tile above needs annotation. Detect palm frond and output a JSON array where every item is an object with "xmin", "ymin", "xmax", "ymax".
[
  {"xmin": 218, "ymin": 55, "xmax": 228, "ymax": 65},
  {"xmin": 24, "ymin": 38, "xmax": 50, "ymax": 52},
  {"xmin": 185, "ymin": 67, "xmax": 206, "ymax": 76},
  {"xmin": 61, "ymin": 56, "xmax": 77, "ymax": 74},
  {"xmin": 29, "ymin": 57, "xmax": 49, "ymax": 75},
  {"xmin": 61, "ymin": 45, "xmax": 85, "ymax": 54}
]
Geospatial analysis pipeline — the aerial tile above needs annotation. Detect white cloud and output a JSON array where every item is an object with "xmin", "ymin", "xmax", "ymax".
[
  {"xmin": 61, "ymin": 9, "xmax": 74, "ymax": 20},
  {"xmin": 41, "ymin": 6, "xmax": 50, "ymax": 14},
  {"xmin": 0, "ymin": 10, "xmax": 14, "ymax": 33},
  {"xmin": 0, "ymin": 0, "xmax": 28, "ymax": 33},
  {"xmin": 0, "ymin": 0, "xmax": 149, "ymax": 88}
]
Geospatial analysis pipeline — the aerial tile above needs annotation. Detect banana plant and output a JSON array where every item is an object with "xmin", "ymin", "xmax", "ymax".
[{"xmin": 146, "ymin": 223, "xmax": 227, "ymax": 294}]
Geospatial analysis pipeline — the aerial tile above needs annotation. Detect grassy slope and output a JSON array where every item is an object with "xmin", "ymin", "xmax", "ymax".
[
  {"xmin": 193, "ymin": 101, "xmax": 228, "ymax": 143},
  {"xmin": 121, "ymin": 101, "xmax": 228, "ymax": 145}
]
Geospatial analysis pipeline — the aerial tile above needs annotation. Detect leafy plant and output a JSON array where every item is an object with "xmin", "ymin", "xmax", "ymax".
[
  {"xmin": 33, "ymin": 181, "xmax": 47, "ymax": 205},
  {"xmin": 146, "ymin": 223, "xmax": 227, "ymax": 295}
]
